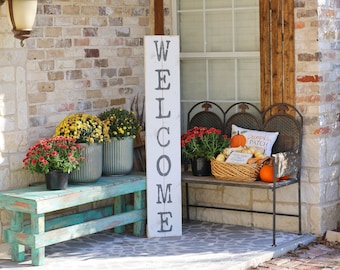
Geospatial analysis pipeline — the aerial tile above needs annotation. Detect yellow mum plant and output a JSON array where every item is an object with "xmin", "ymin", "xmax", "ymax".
[
  {"xmin": 54, "ymin": 113, "xmax": 110, "ymax": 144},
  {"xmin": 98, "ymin": 107, "xmax": 141, "ymax": 140}
]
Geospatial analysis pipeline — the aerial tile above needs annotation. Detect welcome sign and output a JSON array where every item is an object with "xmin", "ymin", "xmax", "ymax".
[{"xmin": 144, "ymin": 36, "xmax": 182, "ymax": 237}]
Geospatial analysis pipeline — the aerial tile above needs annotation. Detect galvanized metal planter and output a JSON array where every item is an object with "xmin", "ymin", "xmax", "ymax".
[
  {"xmin": 103, "ymin": 137, "xmax": 134, "ymax": 175},
  {"xmin": 69, "ymin": 143, "xmax": 103, "ymax": 183}
]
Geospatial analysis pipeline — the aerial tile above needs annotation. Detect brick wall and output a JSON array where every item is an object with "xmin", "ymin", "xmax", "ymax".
[
  {"xmin": 27, "ymin": 0, "xmax": 152, "ymax": 138},
  {"xmin": 0, "ymin": 0, "xmax": 153, "ymax": 191},
  {"xmin": 295, "ymin": 0, "xmax": 340, "ymax": 234}
]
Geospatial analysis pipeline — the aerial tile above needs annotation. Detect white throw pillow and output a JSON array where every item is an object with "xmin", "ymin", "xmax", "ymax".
[{"xmin": 231, "ymin": 124, "xmax": 279, "ymax": 156}]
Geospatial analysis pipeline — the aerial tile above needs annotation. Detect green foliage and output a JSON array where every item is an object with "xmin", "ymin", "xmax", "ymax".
[{"xmin": 181, "ymin": 126, "xmax": 230, "ymax": 160}]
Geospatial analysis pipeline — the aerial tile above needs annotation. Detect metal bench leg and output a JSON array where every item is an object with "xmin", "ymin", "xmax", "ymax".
[
  {"xmin": 272, "ymin": 186, "xmax": 277, "ymax": 247},
  {"xmin": 298, "ymin": 180, "xmax": 302, "ymax": 234},
  {"xmin": 186, "ymin": 183, "xmax": 190, "ymax": 221}
]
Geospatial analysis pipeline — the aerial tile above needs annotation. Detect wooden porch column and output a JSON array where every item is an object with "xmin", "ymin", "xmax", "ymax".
[
  {"xmin": 260, "ymin": 0, "xmax": 295, "ymax": 109},
  {"xmin": 154, "ymin": 0, "xmax": 164, "ymax": 35}
]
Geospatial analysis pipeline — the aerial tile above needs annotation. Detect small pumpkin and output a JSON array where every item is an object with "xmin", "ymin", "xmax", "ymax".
[
  {"xmin": 215, "ymin": 153, "xmax": 225, "ymax": 162},
  {"xmin": 260, "ymin": 164, "xmax": 287, "ymax": 182},
  {"xmin": 278, "ymin": 174, "xmax": 290, "ymax": 180},
  {"xmin": 259, "ymin": 164, "xmax": 275, "ymax": 182},
  {"xmin": 230, "ymin": 131, "xmax": 246, "ymax": 147}
]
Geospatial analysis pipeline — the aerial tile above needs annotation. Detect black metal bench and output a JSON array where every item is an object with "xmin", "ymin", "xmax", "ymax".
[{"xmin": 183, "ymin": 102, "xmax": 303, "ymax": 246}]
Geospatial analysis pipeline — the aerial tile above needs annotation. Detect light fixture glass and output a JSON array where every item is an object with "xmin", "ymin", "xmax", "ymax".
[{"xmin": 5, "ymin": 0, "xmax": 38, "ymax": 46}]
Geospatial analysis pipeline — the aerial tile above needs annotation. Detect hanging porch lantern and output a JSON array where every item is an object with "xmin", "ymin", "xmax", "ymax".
[{"xmin": 0, "ymin": 0, "xmax": 38, "ymax": 46}]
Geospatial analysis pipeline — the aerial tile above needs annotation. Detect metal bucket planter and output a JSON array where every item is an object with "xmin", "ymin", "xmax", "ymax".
[
  {"xmin": 102, "ymin": 137, "xmax": 134, "ymax": 175},
  {"xmin": 191, "ymin": 157, "xmax": 211, "ymax": 176},
  {"xmin": 45, "ymin": 170, "xmax": 69, "ymax": 190},
  {"xmin": 69, "ymin": 143, "xmax": 103, "ymax": 183}
]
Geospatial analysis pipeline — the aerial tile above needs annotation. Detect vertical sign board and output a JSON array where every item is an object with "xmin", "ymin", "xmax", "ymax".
[{"xmin": 144, "ymin": 36, "xmax": 182, "ymax": 237}]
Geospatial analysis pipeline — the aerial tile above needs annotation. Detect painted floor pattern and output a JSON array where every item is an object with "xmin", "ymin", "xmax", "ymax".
[{"xmin": 0, "ymin": 221, "xmax": 315, "ymax": 270}]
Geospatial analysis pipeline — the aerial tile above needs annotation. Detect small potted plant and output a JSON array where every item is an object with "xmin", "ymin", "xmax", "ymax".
[
  {"xmin": 181, "ymin": 126, "xmax": 230, "ymax": 176},
  {"xmin": 54, "ymin": 113, "xmax": 110, "ymax": 183},
  {"xmin": 23, "ymin": 136, "xmax": 84, "ymax": 190},
  {"xmin": 98, "ymin": 107, "xmax": 141, "ymax": 140},
  {"xmin": 98, "ymin": 107, "xmax": 141, "ymax": 175}
]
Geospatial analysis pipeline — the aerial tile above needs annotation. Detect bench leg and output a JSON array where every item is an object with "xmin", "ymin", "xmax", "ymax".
[
  {"xmin": 114, "ymin": 195, "xmax": 126, "ymax": 233},
  {"xmin": 272, "ymin": 187, "xmax": 277, "ymax": 247},
  {"xmin": 9, "ymin": 211, "xmax": 25, "ymax": 262},
  {"xmin": 30, "ymin": 214, "xmax": 45, "ymax": 266},
  {"xmin": 133, "ymin": 190, "xmax": 146, "ymax": 236},
  {"xmin": 298, "ymin": 180, "xmax": 302, "ymax": 235},
  {"xmin": 185, "ymin": 183, "xmax": 190, "ymax": 221}
]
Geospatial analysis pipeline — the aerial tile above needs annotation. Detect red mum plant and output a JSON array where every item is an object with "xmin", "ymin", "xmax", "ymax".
[
  {"xmin": 181, "ymin": 126, "xmax": 230, "ymax": 160},
  {"xmin": 23, "ymin": 136, "xmax": 85, "ymax": 174}
]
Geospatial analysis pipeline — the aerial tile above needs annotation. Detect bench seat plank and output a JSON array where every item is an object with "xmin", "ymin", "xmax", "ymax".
[
  {"xmin": 182, "ymin": 173, "xmax": 298, "ymax": 189},
  {"xmin": 0, "ymin": 174, "xmax": 146, "ymax": 214}
]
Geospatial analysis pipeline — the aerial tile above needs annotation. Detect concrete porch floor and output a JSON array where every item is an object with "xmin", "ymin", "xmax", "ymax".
[{"xmin": 0, "ymin": 220, "xmax": 315, "ymax": 270}]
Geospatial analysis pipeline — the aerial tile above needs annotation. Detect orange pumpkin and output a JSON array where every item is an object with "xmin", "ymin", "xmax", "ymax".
[
  {"xmin": 230, "ymin": 131, "xmax": 246, "ymax": 147},
  {"xmin": 278, "ymin": 175, "xmax": 290, "ymax": 180},
  {"xmin": 259, "ymin": 164, "xmax": 275, "ymax": 182}
]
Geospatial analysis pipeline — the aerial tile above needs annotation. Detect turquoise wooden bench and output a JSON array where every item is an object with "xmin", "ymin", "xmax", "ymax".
[{"xmin": 0, "ymin": 173, "xmax": 146, "ymax": 266}]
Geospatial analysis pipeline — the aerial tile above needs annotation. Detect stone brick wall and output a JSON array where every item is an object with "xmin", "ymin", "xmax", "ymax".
[
  {"xmin": 0, "ymin": 0, "xmax": 152, "ymax": 190},
  {"xmin": 26, "ymin": 0, "xmax": 152, "ymax": 140},
  {"xmin": 295, "ymin": 0, "xmax": 340, "ymax": 234}
]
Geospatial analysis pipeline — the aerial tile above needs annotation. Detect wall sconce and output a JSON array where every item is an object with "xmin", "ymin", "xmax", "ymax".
[{"xmin": 0, "ymin": 0, "xmax": 37, "ymax": 47}]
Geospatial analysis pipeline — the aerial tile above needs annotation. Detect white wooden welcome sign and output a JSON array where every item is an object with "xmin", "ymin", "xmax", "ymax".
[{"xmin": 144, "ymin": 36, "xmax": 182, "ymax": 237}]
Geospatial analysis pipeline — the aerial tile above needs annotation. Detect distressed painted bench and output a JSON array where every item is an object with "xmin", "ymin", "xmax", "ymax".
[
  {"xmin": 0, "ymin": 173, "xmax": 146, "ymax": 266},
  {"xmin": 183, "ymin": 102, "xmax": 303, "ymax": 246}
]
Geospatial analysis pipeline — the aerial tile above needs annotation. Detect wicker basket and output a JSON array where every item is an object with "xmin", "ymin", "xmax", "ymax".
[{"xmin": 210, "ymin": 157, "xmax": 262, "ymax": 182}]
